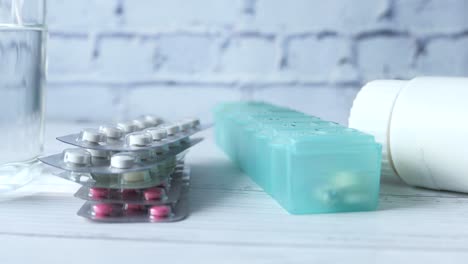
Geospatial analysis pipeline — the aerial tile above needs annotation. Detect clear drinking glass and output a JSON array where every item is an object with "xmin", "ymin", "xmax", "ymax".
[{"xmin": 0, "ymin": 0, "xmax": 46, "ymax": 192}]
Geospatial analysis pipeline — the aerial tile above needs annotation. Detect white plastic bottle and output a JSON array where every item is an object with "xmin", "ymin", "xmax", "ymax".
[{"xmin": 349, "ymin": 77, "xmax": 468, "ymax": 193}]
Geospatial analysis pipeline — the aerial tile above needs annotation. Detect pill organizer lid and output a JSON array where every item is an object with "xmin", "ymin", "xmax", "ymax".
[
  {"xmin": 348, "ymin": 80, "xmax": 406, "ymax": 179},
  {"xmin": 274, "ymin": 128, "xmax": 377, "ymax": 151}
]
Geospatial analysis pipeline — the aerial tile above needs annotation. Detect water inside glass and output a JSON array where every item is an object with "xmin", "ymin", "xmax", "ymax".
[{"xmin": 0, "ymin": 24, "xmax": 46, "ymax": 191}]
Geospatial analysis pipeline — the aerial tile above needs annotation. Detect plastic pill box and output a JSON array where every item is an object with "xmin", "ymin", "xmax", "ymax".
[{"xmin": 214, "ymin": 101, "xmax": 382, "ymax": 214}]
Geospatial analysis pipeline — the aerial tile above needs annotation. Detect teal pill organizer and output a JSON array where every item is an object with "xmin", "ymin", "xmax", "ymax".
[{"xmin": 214, "ymin": 102, "xmax": 382, "ymax": 214}]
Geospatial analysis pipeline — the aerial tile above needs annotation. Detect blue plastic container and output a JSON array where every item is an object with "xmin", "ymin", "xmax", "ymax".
[{"xmin": 214, "ymin": 102, "xmax": 382, "ymax": 214}]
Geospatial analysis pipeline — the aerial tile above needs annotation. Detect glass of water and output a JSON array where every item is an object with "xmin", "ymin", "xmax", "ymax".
[{"xmin": 0, "ymin": 0, "xmax": 46, "ymax": 192}]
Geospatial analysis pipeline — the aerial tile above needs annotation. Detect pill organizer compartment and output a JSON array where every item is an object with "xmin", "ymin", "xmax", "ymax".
[
  {"xmin": 269, "ymin": 131, "xmax": 381, "ymax": 214},
  {"xmin": 214, "ymin": 102, "xmax": 382, "ymax": 214}
]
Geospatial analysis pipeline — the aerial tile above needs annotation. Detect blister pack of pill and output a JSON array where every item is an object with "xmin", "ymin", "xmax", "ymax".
[
  {"xmin": 77, "ymin": 198, "xmax": 189, "ymax": 223},
  {"xmin": 74, "ymin": 170, "xmax": 189, "ymax": 205},
  {"xmin": 55, "ymin": 167, "xmax": 169, "ymax": 189},
  {"xmin": 39, "ymin": 115, "xmax": 203, "ymax": 223},
  {"xmin": 57, "ymin": 117, "xmax": 206, "ymax": 151},
  {"xmin": 75, "ymin": 164, "xmax": 191, "ymax": 223},
  {"xmin": 40, "ymin": 138, "xmax": 202, "ymax": 174}
]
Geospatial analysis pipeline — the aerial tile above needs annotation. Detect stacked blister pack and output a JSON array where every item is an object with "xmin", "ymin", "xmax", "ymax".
[
  {"xmin": 40, "ymin": 116, "xmax": 204, "ymax": 223},
  {"xmin": 214, "ymin": 102, "xmax": 382, "ymax": 214}
]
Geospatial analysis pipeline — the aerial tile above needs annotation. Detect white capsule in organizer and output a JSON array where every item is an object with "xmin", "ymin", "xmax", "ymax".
[
  {"xmin": 64, "ymin": 149, "xmax": 92, "ymax": 166},
  {"xmin": 99, "ymin": 125, "xmax": 124, "ymax": 139},
  {"xmin": 332, "ymin": 172, "xmax": 359, "ymax": 190},
  {"xmin": 81, "ymin": 129, "xmax": 106, "ymax": 143},
  {"xmin": 144, "ymin": 127, "xmax": 167, "ymax": 141},
  {"xmin": 117, "ymin": 121, "xmax": 139, "ymax": 133},
  {"xmin": 110, "ymin": 152, "xmax": 137, "ymax": 169},
  {"xmin": 126, "ymin": 131, "xmax": 153, "ymax": 146},
  {"xmin": 161, "ymin": 123, "xmax": 180, "ymax": 136}
]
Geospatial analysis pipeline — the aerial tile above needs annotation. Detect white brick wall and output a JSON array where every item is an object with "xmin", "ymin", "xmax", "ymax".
[
  {"xmin": 219, "ymin": 34, "xmax": 276, "ymax": 74},
  {"xmin": 94, "ymin": 34, "xmax": 158, "ymax": 75},
  {"xmin": 48, "ymin": 33, "xmax": 91, "ymax": 74},
  {"xmin": 47, "ymin": 0, "xmax": 121, "ymax": 29},
  {"xmin": 357, "ymin": 34, "xmax": 416, "ymax": 81},
  {"xmin": 393, "ymin": 0, "xmax": 468, "ymax": 33},
  {"xmin": 46, "ymin": 0, "xmax": 468, "ymax": 124},
  {"xmin": 417, "ymin": 37, "xmax": 468, "ymax": 76},
  {"xmin": 285, "ymin": 35, "xmax": 352, "ymax": 81}
]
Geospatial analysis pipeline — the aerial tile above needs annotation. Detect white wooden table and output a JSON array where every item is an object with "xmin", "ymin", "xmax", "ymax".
[{"xmin": 1, "ymin": 122, "xmax": 468, "ymax": 263}]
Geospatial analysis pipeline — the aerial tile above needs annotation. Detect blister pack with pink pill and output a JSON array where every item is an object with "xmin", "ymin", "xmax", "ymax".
[
  {"xmin": 75, "ymin": 164, "xmax": 191, "ymax": 222},
  {"xmin": 77, "ymin": 198, "xmax": 189, "ymax": 223},
  {"xmin": 74, "ymin": 172, "xmax": 189, "ymax": 205},
  {"xmin": 39, "ymin": 115, "xmax": 199, "ymax": 223},
  {"xmin": 56, "ymin": 117, "xmax": 208, "ymax": 152}
]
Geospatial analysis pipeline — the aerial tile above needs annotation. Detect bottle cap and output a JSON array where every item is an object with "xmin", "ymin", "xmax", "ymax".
[{"xmin": 348, "ymin": 80, "xmax": 407, "ymax": 180}]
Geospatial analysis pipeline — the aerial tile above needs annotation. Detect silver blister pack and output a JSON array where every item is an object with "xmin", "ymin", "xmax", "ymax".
[
  {"xmin": 74, "ymin": 173, "xmax": 189, "ymax": 205},
  {"xmin": 77, "ymin": 197, "xmax": 189, "ymax": 223},
  {"xmin": 38, "ymin": 115, "xmax": 198, "ymax": 223},
  {"xmin": 57, "ymin": 118, "xmax": 208, "ymax": 151},
  {"xmin": 39, "ymin": 138, "xmax": 201, "ymax": 174},
  {"xmin": 53, "ymin": 160, "xmax": 188, "ymax": 189},
  {"xmin": 55, "ymin": 166, "xmax": 172, "ymax": 189}
]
